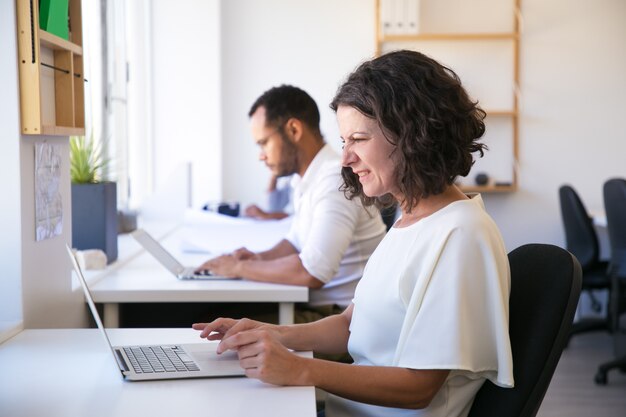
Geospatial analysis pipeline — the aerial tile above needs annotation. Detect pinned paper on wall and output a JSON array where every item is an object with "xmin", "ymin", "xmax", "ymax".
[{"xmin": 35, "ymin": 142, "xmax": 63, "ymax": 241}]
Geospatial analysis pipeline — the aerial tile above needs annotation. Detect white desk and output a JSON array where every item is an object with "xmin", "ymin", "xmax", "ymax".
[
  {"xmin": 0, "ymin": 328, "xmax": 315, "ymax": 417},
  {"xmin": 88, "ymin": 230, "xmax": 308, "ymax": 327}
]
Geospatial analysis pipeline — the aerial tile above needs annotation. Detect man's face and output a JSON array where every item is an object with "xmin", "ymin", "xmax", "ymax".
[{"xmin": 250, "ymin": 107, "xmax": 298, "ymax": 177}]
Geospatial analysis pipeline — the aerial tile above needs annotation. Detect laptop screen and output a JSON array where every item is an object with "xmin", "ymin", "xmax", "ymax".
[
  {"xmin": 66, "ymin": 245, "xmax": 125, "ymax": 371},
  {"xmin": 131, "ymin": 229, "xmax": 186, "ymax": 275}
]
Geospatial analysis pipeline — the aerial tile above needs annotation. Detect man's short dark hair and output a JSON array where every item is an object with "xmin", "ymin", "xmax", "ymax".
[
  {"xmin": 249, "ymin": 85, "xmax": 321, "ymax": 135},
  {"xmin": 330, "ymin": 50, "xmax": 487, "ymax": 212}
]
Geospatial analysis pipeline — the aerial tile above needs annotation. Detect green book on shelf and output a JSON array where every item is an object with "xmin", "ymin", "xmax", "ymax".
[{"xmin": 39, "ymin": 0, "xmax": 69, "ymax": 40}]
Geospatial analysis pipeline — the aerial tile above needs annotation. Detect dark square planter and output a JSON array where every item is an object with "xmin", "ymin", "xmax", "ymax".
[{"xmin": 71, "ymin": 182, "xmax": 118, "ymax": 263}]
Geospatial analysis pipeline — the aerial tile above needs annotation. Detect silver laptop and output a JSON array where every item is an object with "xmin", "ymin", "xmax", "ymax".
[
  {"xmin": 67, "ymin": 245, "xmax": 245, "ymax": 381},
  {"xmin": 132, "ymin": 228, "xmax": 231, "ymax": 280}
]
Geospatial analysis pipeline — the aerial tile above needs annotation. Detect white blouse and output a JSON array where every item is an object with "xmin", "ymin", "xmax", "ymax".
[{"xmin": 326, "ymin": 195, "xmax": 513, "ymax": 417}]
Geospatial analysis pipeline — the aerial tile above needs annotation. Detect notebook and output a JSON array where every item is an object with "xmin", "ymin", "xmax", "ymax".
[
  {"xmin": 67, "ymin": 244, "xmax": 245, "ymax": 381},
  {"xmin": 132, "ymin": 228, "xmax": 232, "ymax": 280}
]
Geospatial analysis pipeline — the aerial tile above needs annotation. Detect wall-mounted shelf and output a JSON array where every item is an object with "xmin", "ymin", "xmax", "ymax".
[
  {"xmin": 16, "ymin": 0, "xmax": 85, "ymax": 136},
  {"xmin": 485, "ymin": 110, "xmax": 518, "ymax": 117},
  {"xmin": 39, "ymin": 29, "xmax": 83, "ymax": 55},
  {"xmin": 460, "ymin": 184, "xmax": 517, "ymax": 194},
  {"xmin": 376, "ymin": 0, "xmax": 521, "ymax": 194},
  {"xmin": 380, "ymin": 32, "xmax": 518, "ymax": 42}
]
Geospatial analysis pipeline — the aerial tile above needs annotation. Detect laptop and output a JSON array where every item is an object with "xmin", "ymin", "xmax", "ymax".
[
  {"xmin": 131, "ymin": 228, "xmax": 232, "ymax": 280},
  {"xmin": 67, "ymin": 244, "xmax": 245, "ymax": 381}
]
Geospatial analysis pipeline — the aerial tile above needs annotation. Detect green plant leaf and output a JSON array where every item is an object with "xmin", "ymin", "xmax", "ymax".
[{"xmin": 69, "ymin": 134, "xmax": 110, "ymax": 183}]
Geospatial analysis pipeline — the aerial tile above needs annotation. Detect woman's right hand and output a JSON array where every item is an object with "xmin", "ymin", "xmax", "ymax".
[{"xmin": 194, "ymin": 318, "xmax": 309, "ymax": 386}]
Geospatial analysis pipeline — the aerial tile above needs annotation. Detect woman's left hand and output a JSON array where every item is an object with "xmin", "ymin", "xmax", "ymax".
[{"xmin": 220, "ymin": 329, "xmax": 309, "ymax": 386}]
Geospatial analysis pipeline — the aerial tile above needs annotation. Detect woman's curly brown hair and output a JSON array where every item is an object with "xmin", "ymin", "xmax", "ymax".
[{"xmin": 330, "ymin": 50, "xmax": 487, "ymax": 213}]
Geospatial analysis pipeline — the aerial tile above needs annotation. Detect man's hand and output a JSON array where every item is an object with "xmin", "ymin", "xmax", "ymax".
[
  {"xmin": 195, "ymin": 254, "xmax": 240, "ymax": 277},
  {"xmin": 195, "ymin": 247, "xmax": 258, "ymax": 276},
  {"xmin": 244, "ymin": 204, "xmax": 269, "ymax": 219},
  {"xmin": 232, "ymin": 247, "xmax": 260, "ymax": 261}
]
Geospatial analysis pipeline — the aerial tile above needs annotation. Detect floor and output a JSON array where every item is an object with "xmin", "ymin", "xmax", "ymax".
[{"xmin": 537, "ymin": 332, "xmax": 626, "ymax": 417}]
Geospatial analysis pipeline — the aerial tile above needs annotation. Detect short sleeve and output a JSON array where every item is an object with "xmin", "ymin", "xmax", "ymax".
[
  {"xmin": 394, "ymin": 226, "xmax": 514, "ymax": 387},
  {"xmin": 297, "ymin": 179, "xmax": 360, "ymax": 283}
]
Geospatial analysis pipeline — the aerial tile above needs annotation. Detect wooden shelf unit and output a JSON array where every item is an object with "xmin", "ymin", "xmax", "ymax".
[
  {"xmin": 16, "ymin": 0, "xmax": 85, "ymax": 136},
  {"xmin": 379, "ymin": 32, "xmax": 518, "ymax": 44},
  {"xmin": 460, "ymin": 184, "xmax": 517, "ymax": 194},
  {"xmin": 375, "ymin": 0, "xmax": 521, "ymax": 194}
]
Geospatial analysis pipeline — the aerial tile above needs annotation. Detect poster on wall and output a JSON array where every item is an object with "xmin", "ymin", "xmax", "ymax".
[{"xmin": 35, "ymin": 142, "xmax": 63, "ymax": 241}]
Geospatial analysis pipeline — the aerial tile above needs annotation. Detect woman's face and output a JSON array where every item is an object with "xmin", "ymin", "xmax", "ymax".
[{"xmin": 337, "ymin": 105, "xmax": 399, "ymax": 199}]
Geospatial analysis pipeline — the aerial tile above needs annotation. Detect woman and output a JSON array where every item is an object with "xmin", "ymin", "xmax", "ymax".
[{"xmin": 193, "ymin": 50, "xmax": 513, "ymax": 417}]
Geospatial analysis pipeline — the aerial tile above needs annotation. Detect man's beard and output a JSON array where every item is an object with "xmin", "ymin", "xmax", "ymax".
[{"xmin": 275, "ymin": 131, "xmax": 299, "ymax": 177}]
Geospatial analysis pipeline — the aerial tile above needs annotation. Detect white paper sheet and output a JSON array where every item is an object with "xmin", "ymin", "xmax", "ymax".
[
  {"xmin": 35, "ymin": 143, "xmax": 63, "ymax": 241},
  {"xmin": 179, "ymin": 209, "xmax": 292, "ymax": 254}
]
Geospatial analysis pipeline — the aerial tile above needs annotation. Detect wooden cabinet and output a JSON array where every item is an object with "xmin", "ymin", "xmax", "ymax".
[
  {"xmin": 16, "ymin": 0, "xmax": 85, "ymax": 136},
  {"xmin": 375, "ymin": 0, "xmax": 521, "ymax": 193}
]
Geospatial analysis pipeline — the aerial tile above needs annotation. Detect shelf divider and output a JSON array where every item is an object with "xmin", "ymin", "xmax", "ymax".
[{"xmin": 39, "ymin": 29, "xmax": 83, "ymax": 55}]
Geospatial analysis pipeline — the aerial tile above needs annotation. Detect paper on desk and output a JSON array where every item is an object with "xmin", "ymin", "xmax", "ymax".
[{"xmin": 179, "ymin": 209, "xmax": 292, "ymax": 254}]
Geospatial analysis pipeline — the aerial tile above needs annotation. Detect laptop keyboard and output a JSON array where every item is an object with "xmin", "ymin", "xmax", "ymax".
[{"xmin": 123, "ymin": 345, "xmax": 200, "ymax": 374}]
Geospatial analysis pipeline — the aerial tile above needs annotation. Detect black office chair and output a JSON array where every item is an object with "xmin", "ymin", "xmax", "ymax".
[
  {"xmin": 468, "ymin": 244, "xmax": 582, "ymax": 417},
  {"xmin": 595, "ymin": 178, "xmax": 626, "ymax": 384},
  {"xmin": 380, "ymin": 203, "xmax": 398, "ymax": 231},
  {"xmin": 558, "ymin": 185, "xmax": 611, "ymax": 340}
]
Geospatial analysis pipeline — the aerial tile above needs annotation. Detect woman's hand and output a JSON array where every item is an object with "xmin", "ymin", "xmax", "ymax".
[
  {"xmin": 193, "ymin": 318, "xmax": 306, "ymax": 385},
  {"xmin": 192, "ymin": 317, "xmax": 276, "ymax": 344},
  {"xmin": 218, "ymin": 327, "xmax": 309, "ymax": 386}
]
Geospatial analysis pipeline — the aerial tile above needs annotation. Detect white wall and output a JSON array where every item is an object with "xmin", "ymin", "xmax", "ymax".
[
  {"xmin": 0, "ymin": 0, "xmax": 24, "ymax": 328},
  {"xmin": 150, "ymin": 0, "xmax": 222, "ymax": 209},
  {"xmin": 1, "ymin": 0, "xmax": 88, "ymax": 329},
  {"xmin": 220, "ymin": 0, "xmax": 376, "ymax": 207},
  {"xmin": 487, "ymin": 0, "xmax": 626, "ymax": 250},
  {"xmin": 217, "ymin": 0, "xmax": 626, "ymax": 251},
  {"xmin": 20, "ymin": 136, "xmax": 88, "ymax": 328}
]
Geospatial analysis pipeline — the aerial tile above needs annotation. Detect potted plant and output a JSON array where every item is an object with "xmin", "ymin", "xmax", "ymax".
[{"xmin": 70, "ymin": 135, "xmax": 118, "ymax": 263}]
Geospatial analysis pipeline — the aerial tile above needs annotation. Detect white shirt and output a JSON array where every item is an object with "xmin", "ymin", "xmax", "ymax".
[
  {"xmin": 285, "ymin": 144, "xmax": 386, "ymax": 307},
  {"xmin": 326, "ymin": 195, "xmax": 514, "ymax": 417}
]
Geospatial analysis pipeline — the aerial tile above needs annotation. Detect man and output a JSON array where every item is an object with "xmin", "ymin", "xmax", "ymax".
[
  {"xmin": 197, "ymin": 85, "xmax": 386, "ymax": 321},
  {"xmin": 243, "ymin": 173, "xmax": 292, "ymax": 220}
]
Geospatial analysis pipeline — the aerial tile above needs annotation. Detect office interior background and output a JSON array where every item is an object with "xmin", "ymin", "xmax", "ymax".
[{"xmin": 0, "ymin": 0, "xmax": 625, "ymax": 345}]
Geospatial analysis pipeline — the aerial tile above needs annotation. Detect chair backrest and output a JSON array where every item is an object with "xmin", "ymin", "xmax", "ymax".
[
  {"xmin": 380, "ymin": 203, "xmax": 398, "ymax": 232},
  {"xmin": 468, "ymin": 244, "xmax": 582, "ymax": 417},
  {"xmin": 558, "ymin": 185, "xmax": 600, "ymax": 270},
  {"xmin": 603, "ymin": 178, "xmax": 626, "ymax": 278}
]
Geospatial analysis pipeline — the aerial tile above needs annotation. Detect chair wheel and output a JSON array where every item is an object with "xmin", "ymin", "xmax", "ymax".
[{"xmin": 595, "ymin": 371, "xmax": 608, "ymax": 385}]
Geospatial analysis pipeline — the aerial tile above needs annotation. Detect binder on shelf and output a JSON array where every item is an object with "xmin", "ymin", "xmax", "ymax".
[
  {"xmin": 39, "ymin": 0, "xmax": 70, "ymax": 40},
  {"xmin": 393, "ymin": 0, "xmax": 404, "ymax": 34},
  {"xmin": 404, "ymin": 0, "xmax": 420, "ymax": 35},
  {"xmin": 380, "ymin": 0, "xmax": 420, "ymax": 36},
  {"xmin": 380, "ymin": 0, "xmax": 394, "ymax": 36}
]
